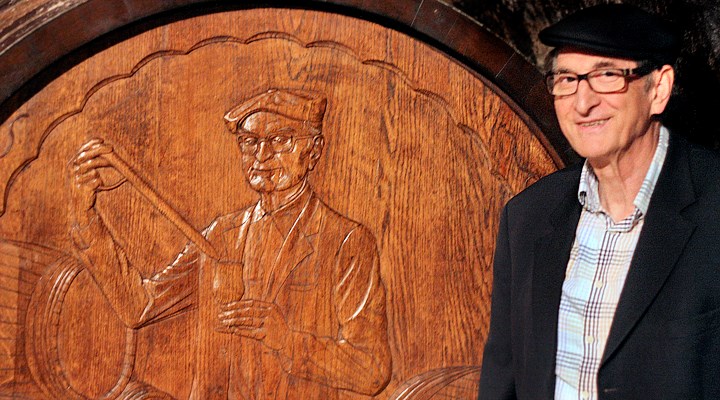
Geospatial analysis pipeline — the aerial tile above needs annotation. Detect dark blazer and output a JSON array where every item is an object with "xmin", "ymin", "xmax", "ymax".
[{"xmin": 479, "ymin": 134, "xmax": 720, "ymax": 400}]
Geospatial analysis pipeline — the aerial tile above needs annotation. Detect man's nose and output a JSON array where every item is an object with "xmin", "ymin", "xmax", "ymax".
[
  {"xmin": 574, "ymin": 80, "xmax": 600, "ymax": 115},
  {"xmin": 255, "ymin": 140, "xmax": 274, "ymax": 162}
]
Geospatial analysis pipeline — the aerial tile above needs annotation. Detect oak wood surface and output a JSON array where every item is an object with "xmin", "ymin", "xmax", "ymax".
[{"xmin": 0, "ymin": 7, "xmax": 559, "ymax": 399}]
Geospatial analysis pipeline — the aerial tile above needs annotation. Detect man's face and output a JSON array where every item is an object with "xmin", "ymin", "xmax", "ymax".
[
  {"xmin": 552, "ymin": 51, "xmax": 666, "ymax": 167},
  {"xmin": 238, "ymin": 111, "xmax": 322, "ymax": 194}
]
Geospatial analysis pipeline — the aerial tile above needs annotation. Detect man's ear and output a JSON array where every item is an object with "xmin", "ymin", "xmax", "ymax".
[
  {"xmin": 650, "ymin": 65, "xmax": 674, "ymax": 116},
  {"xmin": 307, "ymin": 135, "xmax": 324, "ymax": 170}
]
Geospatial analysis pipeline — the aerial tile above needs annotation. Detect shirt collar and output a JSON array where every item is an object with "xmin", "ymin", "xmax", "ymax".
[
  {"xmin": 578, "ymin": 126, "xmax": 670, "ymax": 218},
  {"xmin": 251, "ymin": 182, "xmax": 312, "ymax": 236}
]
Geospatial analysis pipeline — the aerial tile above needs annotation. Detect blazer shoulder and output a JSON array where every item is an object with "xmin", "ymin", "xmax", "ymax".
[
  {"xmin": 314, "ymin": 197, "xmax": 360, "ymax": 231},
  {"xmin": 309, "ymin": 197, "xmax": 382, "ymax": 253}
]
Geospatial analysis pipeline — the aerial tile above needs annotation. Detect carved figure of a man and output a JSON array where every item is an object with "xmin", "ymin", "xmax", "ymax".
[{"xmin": 68, "ymin": 88, "xmax": 391, "ymax": 399}]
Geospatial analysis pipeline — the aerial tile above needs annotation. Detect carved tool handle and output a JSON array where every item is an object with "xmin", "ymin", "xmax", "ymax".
[{"xmin": 101, "ymin": 151, "xmax": 220, "ymax": 260}]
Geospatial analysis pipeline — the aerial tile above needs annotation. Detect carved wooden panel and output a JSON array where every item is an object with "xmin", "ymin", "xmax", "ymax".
[{"xmin": 0, "ymin": 7, "xmax": 558, "ymax": 399}]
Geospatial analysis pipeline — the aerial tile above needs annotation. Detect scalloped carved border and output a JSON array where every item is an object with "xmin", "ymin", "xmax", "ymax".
[
  {"xmin": 0, "ymin": 0, "xmax": 572, "ymax": 165},
  {"xmin": 0, "ymin": 32, "xmax": 547, "ymax": 216}
]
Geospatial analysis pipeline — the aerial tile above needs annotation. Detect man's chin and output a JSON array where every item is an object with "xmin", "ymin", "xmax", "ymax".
[{"xmin": 248, "ymin": 178, "xmax": 275, "ymax": 193}]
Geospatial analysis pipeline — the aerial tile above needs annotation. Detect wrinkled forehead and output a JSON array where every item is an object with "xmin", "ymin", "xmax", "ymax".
[{"xmin": 239, "ymin": 111, "xmax": 312, "ymax": 135}]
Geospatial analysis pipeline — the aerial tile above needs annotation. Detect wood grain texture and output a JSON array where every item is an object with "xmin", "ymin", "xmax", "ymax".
[{"xmin": 0, "ymin": 8, "xmax": 558, "ymax": 399}]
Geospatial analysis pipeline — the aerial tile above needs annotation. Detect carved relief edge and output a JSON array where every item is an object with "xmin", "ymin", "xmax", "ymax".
[{"xmin": 0, "ymin": 32, "xmax": 528, "ymax": 217}]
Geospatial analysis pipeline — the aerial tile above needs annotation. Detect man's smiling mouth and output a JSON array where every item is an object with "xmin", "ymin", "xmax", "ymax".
[{"xmin": 579, "ymin": 118, "xmax": 609, "ymax": 128}]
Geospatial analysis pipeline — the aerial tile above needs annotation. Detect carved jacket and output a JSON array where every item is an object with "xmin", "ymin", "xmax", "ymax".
[
  {"xmin": 479, "ymin": 134, "xmax": 720, "ymax": 400},
  {"xmin": 76, "ymin": 187, "xmax": 391, "ymax": 400}
]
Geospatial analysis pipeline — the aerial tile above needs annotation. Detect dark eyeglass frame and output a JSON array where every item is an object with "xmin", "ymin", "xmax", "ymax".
[
  {"xmin": 545, "ymin": 64, "xmax": 658, "ymax": 96},
  {"xmin": 236, "ymin": 132, "xmax": 317, "ymax": 155}
]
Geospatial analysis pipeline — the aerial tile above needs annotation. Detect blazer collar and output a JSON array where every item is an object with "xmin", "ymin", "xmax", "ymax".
[
  {"xmin": 218, "ymin": 191, "xmax": 322, "ymax": 300},
  {"xmin": 217, "ymin": 186, "xmax": 316, "ymax": 261},
  {"xmin": 602, "ymin": 134, "xmax": 697, "ymax": 364},
  {"xmin": 262, "ymin": 193, "xmax": 320, "ymax": 300}
]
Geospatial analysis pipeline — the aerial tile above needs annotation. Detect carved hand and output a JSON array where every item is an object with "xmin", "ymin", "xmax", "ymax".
[
  {"xmin": 217, "ymin": 299, "xmax": 292, "ymax": 351},
  {"xmin": 68, "ymin": 138, "xmax": 114, "ymax": 226}
]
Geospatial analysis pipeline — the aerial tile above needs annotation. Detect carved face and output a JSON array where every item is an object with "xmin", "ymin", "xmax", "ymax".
[{"xmin": 238, "ymin": 111, "xmax": 323, "ymax": 194}]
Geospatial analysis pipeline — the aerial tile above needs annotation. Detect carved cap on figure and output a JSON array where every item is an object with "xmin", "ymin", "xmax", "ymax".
[{"xmin": 223, "ymin": 88, "xmax": 328, "ymax": 133}]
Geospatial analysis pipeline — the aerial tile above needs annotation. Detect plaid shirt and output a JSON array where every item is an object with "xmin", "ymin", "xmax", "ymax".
[{"xmin": 554, "ymin": 127, "xmax": 669, "ymax": 400}]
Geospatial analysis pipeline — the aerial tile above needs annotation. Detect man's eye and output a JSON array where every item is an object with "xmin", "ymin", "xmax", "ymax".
[
  {"xmin": 241, "ymin": 136, "xmax": 258, "ymax": 145},
  {"xmin": 271, "ymin": 135, "xmax": 292, "ymax": 144},
  {"xmin": 556, "ymin": 75, "xmax": 577, "ymax": 84},
  {"xmin": 597, "ymin": 70, "xmax": 622, "ymax": 78}
]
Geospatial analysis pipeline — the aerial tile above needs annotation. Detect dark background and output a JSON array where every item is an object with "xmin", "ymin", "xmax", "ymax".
[{"xmin": 453, "ymin": 0, "xmax": 720, "ymax": 150}]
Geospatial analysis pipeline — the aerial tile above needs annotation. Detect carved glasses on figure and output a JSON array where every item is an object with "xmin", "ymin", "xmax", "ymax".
[
  {"xmin": 545, "ymin": 64, "xmax": 657, "ymax": 96},
  {"xmin": 236, "ymin": 132, "xmax": 317, "ymax": 154}
]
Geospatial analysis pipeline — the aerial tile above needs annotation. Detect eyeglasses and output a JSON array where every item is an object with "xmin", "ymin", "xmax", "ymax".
[
  {"xmin": 545, "ymin": 64, "xmax": 657, "ymax": 96},
  {"xmin": 236, "ymin": 132, "xmax": 316, "ymax": 154}
]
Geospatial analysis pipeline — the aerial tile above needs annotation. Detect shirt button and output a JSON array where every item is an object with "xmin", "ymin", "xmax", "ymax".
[
  {"xmin": 585, "ymin": 335, "xmax": 595, "ymax": 344},
  {"xmin": 581, "ymin": 391, "xmax": 589, "ymax": 399},
  {"xmin": 594, "ymin": 280, "xmax": 605, "ymax": 289}
]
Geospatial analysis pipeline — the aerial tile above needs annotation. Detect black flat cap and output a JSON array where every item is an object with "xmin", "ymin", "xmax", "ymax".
[{"xmin": 539, "ymin": 4, "xmax": 680, "ymax": 64}]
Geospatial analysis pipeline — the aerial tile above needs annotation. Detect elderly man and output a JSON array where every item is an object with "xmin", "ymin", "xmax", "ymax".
[
  {"xmin": 69, "ymin": 88, "xmax": 391, "ymax": 399},
  {"xmin": 479, "ymin": 4, "xmax": 720, "ymax": 400}
]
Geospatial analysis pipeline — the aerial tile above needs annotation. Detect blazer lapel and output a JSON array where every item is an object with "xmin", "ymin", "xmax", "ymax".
[
  {"xmin": 530, "ymin": 169, "xmax": 583, "ymax": 398},
  {"xmin": 602, "ymin": 135, "xmax": 697, "ymax": 364},
  {"xmin": 262, "ymin": 195, "xmax": 320, "ymax": 301}
]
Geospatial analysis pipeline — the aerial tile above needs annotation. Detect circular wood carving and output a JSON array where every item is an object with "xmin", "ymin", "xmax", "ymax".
[{"xmin": 0, "ymin": 6, "xmax": 560, "ymax": 399}]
